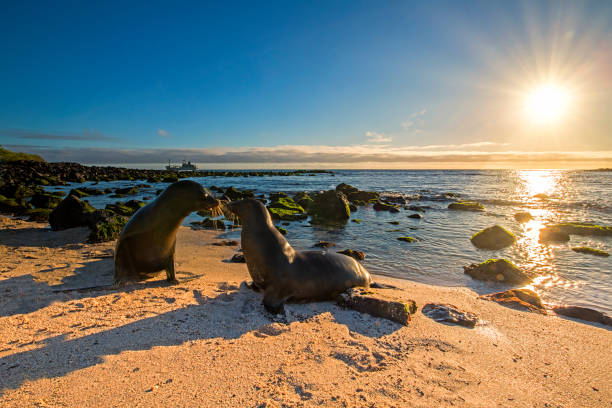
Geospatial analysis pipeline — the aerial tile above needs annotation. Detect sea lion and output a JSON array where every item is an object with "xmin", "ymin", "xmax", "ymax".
[
  {"xmin": 225, "ymin": 198, "xmax": 372, "ymax": 313},
  {"xmin": 114, "ymin": 180, "xmax": 219, "ymax": 285}
]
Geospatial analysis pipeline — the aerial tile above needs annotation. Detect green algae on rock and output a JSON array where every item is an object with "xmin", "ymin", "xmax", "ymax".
[
  {"xmin": 448, "ymin": 201, "xmax": 485, "ymax": 211},
  {"xmin": 571, "ymin": 247, "xmax": 610, "ymax": 257},
  {"xmin": 470, "ymin": 225, "xmax": 516, "ymax": 250},
  {"xmin": 514, "ymin": 211, "xmax": 533, "ymax": 223},
  {"xmin": 547, "ymin": 222, "xmax": 612, "ymax": 237},
  {"xmin": 397, "ymin": 236, "xmax": 416, "ymax": 243},
  {"xmin": 463, "ymin": 258, "xmax": 532, "ymax": 284},
  {"xmin": 308, "ymin": 190, "xmax": 350, "ymax": 223}
]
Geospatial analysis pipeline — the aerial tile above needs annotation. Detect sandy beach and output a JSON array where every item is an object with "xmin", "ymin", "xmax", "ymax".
[{"xmin": 0, "ymin": 215, "xmax": 610, "ymax": 407}]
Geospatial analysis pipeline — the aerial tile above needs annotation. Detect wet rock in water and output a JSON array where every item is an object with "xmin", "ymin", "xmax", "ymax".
[
  {"xmin": 552, "ymin": 306, "xmax": 612, "ymax": 326},
  {"xmin": 0, "ymin": 195, "xmax": 30, "ymax": 214},
  {"xmin": 533, "ymin": 193, "xmax": 549, "ymax": 199},
  {"xmin": 545, "ymin": 222, "xmax": 612, "ymax": 237},
  {"xmin": 293, "ymin": 191, "xmax": 314, "ymax": 210},
  {"xmin": 388, "ymin": 221, "xmax": 400, "ymax": 225},
  {"xmin": 114, "ymin": 187, "xmax": 139, "ymax": 195},
  {"xmin": 231, "ymin": 253, "xmax": 246, "ymax": 263},
  {"xmin": 212, "ymin": 240, "xmax": 239, "ymax": 246},
  {"xmin": 78, "ymin": 187, "xmax": 106, "ymax": 196},
  {"xmin": 224, "ymin": 186, "xmax": 254, "ymax": 201},
  {"xmin": 336, "ymin": 288, "xmax": 417, "ymax": 325},
  {"xmin": 351, "ymin": 219, "xmax": 361, "ymax": 223},
  {"xmin": 275, "ymin": 226, "xmax": 287, "ymax": 235},
  {"xmin": 162, "ymin": 175, "xmax": 179, "ymax": 183},
  {"xmin": 463, "ymin": 258, "xmax": 532, "ymax": 285},
  {"xmin": 335, "ymin": 183, "xmax": 359, "ymax": 196},
  {"xmin": 421, "ymin": 303, "xmax": 479, "ymax": 328},
  {"xmin": 105, "ymin": 202, "xmax": 139, "ymax": 217},
  {"xmin": 267, "ymin": 207, "xmax": 308, "ymax": 221},
  {"xmin": 373, "ymin": 201, "xmax": 400, "ymax": 213},
  {"xmin": 268, "ymin": 196, "xmax": 304, "ymax": 213},
  {"xmin": 514, "ymin": 211, "xmax": 533, "ymax": 223},
  {"xmin": 68, "ymin": 188, "xmax": 90, "ymax": 198},
  {"xmin": 209, "ymin": 185, "xmax": 224, "ymax": 194},
  {"xmin": 539, "ymin": 226, "xmax": 570, "ymax": 243},
  {"xmin": 470, "ymin": 225, "xmax": 516, "ymax": 250},
  {"xmin": 335, "ymin": 183, "xmax": 379, "ymax": 204},
  {"xmin": 197, "ymin": 209, "xmax": 213, "ymax": 217},
  {"xmin": 480, "ymin": 289, "xmax": 546, "ymax": 314},
  {"xmin": 337, "ymin": 249, "xmax": 366, "ymax": 261},
  {"xmin": 571, "ymin": 246, "xmax": 609, "ymax": 257},
  {"xmin": 397, "ymin": 236, "xmax": 416, "ymax": 243},
  {"xmin": 49, "ymin": 195, "xmax": 96, "ymax": 231},
  {"xmin": 448, "ymin": 201, "xmax": 485, "ymax": 211},
  {"xmin": 407, "ymin": 205, "xmax": 429, "ymax": 212},
  {"xmin": 190, "ymin": 218, "xmax": 226, "ymax": 230},
  {"xmin": 408, "ymin": 213, "xmax": 423, "ymax": 219},
  {"xmin": 314, "ymin": 241, "xmax": 336, "ymax": 248},
  {"xmin": 267, "ymin": 195, "xmax": 307, "ymax": 221},
  {"xmin": 308, "ymin": 190, "xmax": 350, "ymax": 223}
]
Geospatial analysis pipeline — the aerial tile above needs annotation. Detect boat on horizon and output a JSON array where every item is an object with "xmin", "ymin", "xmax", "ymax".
[{"xmin": 166, "ymin": 160, "xmax": 198, "ymax": 171}]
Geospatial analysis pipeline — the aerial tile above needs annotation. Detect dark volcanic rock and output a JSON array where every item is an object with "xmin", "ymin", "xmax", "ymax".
[
  {"xmin": 463, "ymin": 258, "xmax": 532, "ymax": 285},
  {"xmin": 470, "ymin": 225, "xmax": 516, "ymax": 250},
  {"xmin": 225, "ymin": 186, "xmax": 254, "ymax": 201},
  {"xmin": 408, "ymin": 213, "xmax": 423, "ymax": 219},
  {"xmin": 30, "ymin": 192, "xmax": 63, "ymax": 209},
  {"xmin": 49, "ymin": 195, "xmax": 96, "ymax": 231},
  {"xmin": 422, "ymin": 303, "xmax": 479, "ymax": 328},
  {"xmin": 87, "ymin": 211, "xmax": 128, "ymax": 243},
  {"xmin": 552, "ymin": 306, "xmax": 612, "ymax": 326},
  {"xmin": 190, "ymin": 218, "xmax": 226, "ymax": 230},
  {"xmin": 448, "ymin": 201, "xmax": 485, "ymax": 211},
  {"xmin": 337, "ymin": 288, "xmax": 417, "ymax": 325},
  {"xmin": 313, "ymin": 241, "xmax": 336, "ymax": 248},
  {"xmin": 231, "ymin": 253, "xmax": 246, "ymax": 263},
  {"xmin": 373, "ymin": 201, "xmax": 400, "ymax": 213},
  {"xmin": 337, "ymin": 249, "xmax": 366, "ymax": 261},
  {"xmin": 308, "ymin": 190, "xmax": 350, "ymax": 223},
  {"xmin": 539, "ymin": 227, "xmax": 570, "ymax": 243},
  {"xmin": 514, "ymin": 211, "xmax": 533, "ymax": 223}
]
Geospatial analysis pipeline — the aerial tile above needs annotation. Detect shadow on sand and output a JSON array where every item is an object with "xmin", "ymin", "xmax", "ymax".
[{"xmin": 0, "ymin": 282, "xmax": 404, "ymax": 393}]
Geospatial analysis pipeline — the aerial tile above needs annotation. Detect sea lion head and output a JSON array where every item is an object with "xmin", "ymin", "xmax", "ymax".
[
  {"xmin": 225, "ymin": 198, "xmax": 270, "ymax": 225},
  {"xmin": 164, "ymin": 180, "xmax": 220, "ymax": 212}
]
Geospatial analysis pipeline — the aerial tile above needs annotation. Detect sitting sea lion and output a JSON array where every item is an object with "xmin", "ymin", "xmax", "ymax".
[
  {"xmin": 114, "ymin": 180, "xmax": 219, "ymax": 285},
  {"xmin": 225, "ymin": 198, "xmax": 372, "ymax": 313}
]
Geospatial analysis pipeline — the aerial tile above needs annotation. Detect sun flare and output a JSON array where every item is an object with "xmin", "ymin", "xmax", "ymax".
[{"xmin": 523, "ymin": 83, "xmax": 571, "ymax": 125}]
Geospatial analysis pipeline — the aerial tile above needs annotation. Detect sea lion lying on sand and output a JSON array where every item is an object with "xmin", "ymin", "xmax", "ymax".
[
  {"xmin": 225, "ymin": 198, "xmax": 372, "ymax": 313},
  {"xmin": 114, "ymin": 180, "xmax": 219, "ymax": 285}
]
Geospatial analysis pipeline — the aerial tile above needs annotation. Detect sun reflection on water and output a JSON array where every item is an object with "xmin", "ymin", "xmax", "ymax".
[{"xmin": 514, "ymin": 170, "xmax": 571, "ymax": 300}]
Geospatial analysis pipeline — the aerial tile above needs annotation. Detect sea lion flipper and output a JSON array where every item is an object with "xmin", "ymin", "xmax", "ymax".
[
  {"xmin": 165, "ymin": 253, "xmax": 178, "ymax": 283},
  {"xmin": 263, "ymin": 288, "xmax": 285, "ymax": 314}
]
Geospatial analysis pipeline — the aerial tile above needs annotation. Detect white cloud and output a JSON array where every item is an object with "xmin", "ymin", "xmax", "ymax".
[
  {"xmin": 157, "ymin": 129, "xmax": 170, "ymax": 137},
  {"xmin": 402, "ymin": 109, "xmax": 427, "ymax": 130},
  {"xmin": 401, "ymin": 120, "xmax": 414, "ymax": 129},
  {"xmin": 366, "ymin": 131, "xmax": 392, "ymax": 143}
]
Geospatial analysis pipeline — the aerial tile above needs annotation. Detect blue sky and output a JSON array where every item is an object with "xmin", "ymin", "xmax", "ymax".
[{"xmin": 1, "ymin": 1, "xmax": 611, "ymax": 168}]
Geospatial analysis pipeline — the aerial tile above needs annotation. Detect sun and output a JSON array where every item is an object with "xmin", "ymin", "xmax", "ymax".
[{"xmin": 523, "ymin": 83, "xmax": 571, "ymax": 125}]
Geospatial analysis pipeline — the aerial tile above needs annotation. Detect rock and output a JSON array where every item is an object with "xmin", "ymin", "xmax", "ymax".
[
  {"xmin": 212, "ymin": 240, "xmax": 240, "ymax": 246},
  {"xmin": 552, "ymin": 306, "xmax": 612, "ymax": 326},
  {"xmin": 78, "ymin": 187, "xmax": 106, "ymax": 196},
  {"xmin": 408, "ymin": 213, "xmax": 422, "ymax": 219},
  {"xmin": 0, "ymin": 195, "xmax": 30, "ymax": 215},
  {"xmin": 268, "ymin": 196, "xmax": 305, "ymax": 213},
  {"xmin": 351, "ymin": 219, "xmax": 361, "ymax": 223},
  {"xmin": 545, "ymin": 222, "xmax": 612, "ymax": 237},
  {"xmin": 514, "ymin": 212, "xmax": 533, "ymax": 223},
  {"xmin": 373, "ymin": 201, "xmax": 400, "ymax": 213},
  {"xmin": 571, "ymin": 247, "xmax": 609, "ymax": 257},
  {"xmin": 448, "ymin": 201, "xmax": 485, "ymax": 211},
  {"xmin": 190, "ymin": 218, "xmax": 226, "ymax": 230},
  {"xmin": 388, "ymin": 221, "xmax": 400, "ymax": 225},
  {"xmin": 29, "ymin": 192, "xmax": 63, "ymax": 209},
  {"xmin": 397, "ymin": 236, "xmax": 416, "ymax": 243},
  {"xmin": 308, "ymin": 190, "xmax": 350, "ymax": 223},
  {"xmin": 335, "ymin": 183, "xmax": 359, "ymax": 196},
  {"xmin": 463, "ymin": 258, "xmax": 532, "ymax": 285},
  {"xmin": 26, "ymin": 208, "xmax": 53, "ymax": 222},
  {"xmin": 539, "ymin": 226, "xmax": 570, "ymax": 243},
  {"xmin": 347, "ymin": 190, "xmax": 379, "ymax": 203},
  {"xmin": 105, "ymin": 203, "xmax": 136, "ymax": 217},
  {"xmin": 87, "ymin": 211, "xmax": 128, "ymax": 243},
  {"xmin": 49, "ymin": 195, "xmax": 96, "ymax": 231},
  {"xmin": 293, "ymin": 192, "xmax": 314, "ymax": 210},
  {"xmin": 267, "ymin": 207, "xmax": 308, "ymax": 221},
  {"xmin": 314, "ymin": 241, "xmax": 335, "ymax": 248},
  {"xmin": 114, "ymin": 187, "xmax": 139, "ymax": 195},
  {"xmin": 480, "ymin": 289, "xmax": 546, "ymax": 314},
  {"xmin": 68, "ymin": 188, "xmax": 90, "ymax": 198},
  {"xmin": 421, "ymin": 303, "xmax": 479, "ymax": 328},
  {"xmin": 162, "ymin": 175, "xmax": 179, "ymax": 183},
  {"xmin": 275, "ymin": 226, "xmax": 287, "ymax": 235},
  {"xmin": 470, "ymin": 225, "xmax": 516, "ymax": 250},
  {"xmin": 337, "ymin": 249, "xmax": 366, "ymax": 261},
  {"xmin": 225, "ymin": 186, "xmax": 254, "ymax": 201},
  {"xmin": 407, "ymin": 205, "xmax": 429, "ymax": 212},
  {"xmin": 230, "ymin": 253, "xmax": 246, "ymax": 263},
  {"xmin": 336, "ymin": 288, "xmax": 417, "ymax": 325}
]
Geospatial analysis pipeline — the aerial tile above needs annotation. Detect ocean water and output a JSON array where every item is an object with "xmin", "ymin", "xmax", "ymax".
[{"xmin": 47, "ymin": 169, "xmax": 612, "ymax": 314}]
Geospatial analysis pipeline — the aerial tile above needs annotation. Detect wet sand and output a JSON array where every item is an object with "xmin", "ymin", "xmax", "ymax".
[{"xmin": 0, "ymin": 215, "xmax": 610, "ymax": 407}]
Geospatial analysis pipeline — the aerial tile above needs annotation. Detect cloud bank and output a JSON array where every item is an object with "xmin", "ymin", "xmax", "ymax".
[
  {"xmin": 0, "ymin": 129, "xmax": 117, "ymax": 141},
  {"xmin": 5, "ymin": 143, "xmax": 611, "ymax": 169}
]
